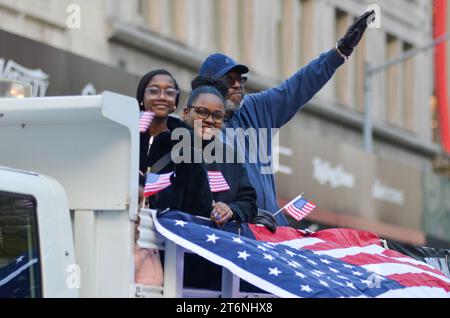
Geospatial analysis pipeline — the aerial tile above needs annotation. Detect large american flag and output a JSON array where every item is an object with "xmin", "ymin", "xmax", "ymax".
[
  {"xmin": 140, "ymin": 111, "xmax": 155, "ymax": 133},
  {"xmin": 207, "ymin": 171, "xmax": 231, "ymax": 193},
  {"xmin": 144, "ymin": 172, "xmax": 173, "ymax": 197},
  {"xmin": 153, "ymin": 210, "xmax": 450, "ymax": 298}
]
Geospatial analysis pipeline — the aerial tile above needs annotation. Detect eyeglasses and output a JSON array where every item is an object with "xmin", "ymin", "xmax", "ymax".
[
  {"xmin": 145, "ymin": 87, "xmax": 179, "ymax": 100},
  {"xmin": 223, "ymin": 75, "xmax": 248, "ymax": 88},
  {"xmin": 189, "ymin": 105, "xmax": 225, "ymax": 123}
]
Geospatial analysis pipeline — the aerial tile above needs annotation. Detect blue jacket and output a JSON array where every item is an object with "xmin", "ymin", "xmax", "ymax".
[{"xmin": 224, "ymin": 49, "xmax": 345, "ymax": 225}]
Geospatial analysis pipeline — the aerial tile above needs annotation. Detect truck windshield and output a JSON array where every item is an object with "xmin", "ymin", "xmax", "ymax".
[{"xmin": 0, "ymin": 192, "xmax": 42, "ymax": 298}]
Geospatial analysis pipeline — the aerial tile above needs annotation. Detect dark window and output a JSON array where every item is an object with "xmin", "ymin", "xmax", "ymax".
[{"xmin": 0, "ymin": 192, "xmax": 42, "ymax": 298}]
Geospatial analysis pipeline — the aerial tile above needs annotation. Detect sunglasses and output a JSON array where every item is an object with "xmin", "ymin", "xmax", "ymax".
[{"xmin": 223, "ymin": 75, "xmax": 248, "ymax": 88}]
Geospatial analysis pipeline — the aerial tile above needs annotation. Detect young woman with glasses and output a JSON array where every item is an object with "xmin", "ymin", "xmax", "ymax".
[
  {"xmin": 135, "ymin": 70, "xmax": 215, "ymax": 287},
  {"xmin": 183, "ymin": 76, "xmax": 257, "ymax": 226},
  {"xmin": 182, "ymin": 76, "xmax": 258, "ymax": 291},
  {"xmin": 136, "ymin": 69, "xmax": 213, "ymax": 217}
]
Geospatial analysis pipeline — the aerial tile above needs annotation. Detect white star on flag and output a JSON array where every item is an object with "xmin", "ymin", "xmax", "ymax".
[
  {"xmin": 329, "ymin": 267, "xmax": 339, "ymax": 273},
  {"xmin": 296, "ymin": 272, "xmax": 306, "ymax": 279},
  {"xmin": 288, "ymin": 261, "xmax": 299, "ymax": 268},
  {"xmin": 301, "ymin": 285, "xmax": 313, "ymax": 293},
  {"xmin": 175, "ymin": 220, "xmax": 187, "ymax": 227},
  {"xmin": 346, "ymin": 282, "xmax": 356, "ymax": 289},
  {"xmin": 292, "ymin": 261, "xmax": 302, "ymax": 268},
  {"xmin": 285, "ymin": 250, "xmax": 296, "ymax": 257},
  {"xmin": 233, "ymin": 237, "xmax": 244, "ymax": 244},
  {"xmin": 269, "ymin": 267, "xmax": 282, "ymax": 276},
  {"xmin": 206, "ymin": 234, "xmax": 219, "ymax": 244},
  {"xmin": 320, "ymin": 259, "xmax": 331, "ymax": 265},
  {"xmin": 264, "ymin": 254, "xmax": 274, "ymax": 261},
  {"xmin": 315, "ymin": 270, "xmax": 325, "ymax": 276},
  {"xmin": 238, "ymin": 251, "xmax": 250, "ymax": 260},
  {"xmin": 312, "ymin": 271, "xmax": 325, "ymax": 277}
]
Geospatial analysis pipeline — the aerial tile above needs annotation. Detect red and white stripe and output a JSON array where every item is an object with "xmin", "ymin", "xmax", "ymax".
[
  {"xmin": 250, "ymin": 227, "xmax": 450, "ymax": 297},
  {"xmin": 144, "ymin": 172, "xmax": 173, "ymax": 197},
  {"xmin": 140, "ymin": 112, "xmax": 155, "ymax": 133},
  {"xmin": 285, "ymin": 202, "xmax": 316, "ymax": 222},
  {"xmin": 207, "ymin": 171, "xmax": 231, "ymax": 193}
]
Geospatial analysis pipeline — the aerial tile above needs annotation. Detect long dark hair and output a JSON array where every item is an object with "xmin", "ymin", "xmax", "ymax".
[{"xmin": 136, "ymin": 69, "xmax": 180, "ymax": 111}]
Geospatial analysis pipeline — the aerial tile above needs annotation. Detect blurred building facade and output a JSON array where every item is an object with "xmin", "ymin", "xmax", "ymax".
[{"xmin": 0, "ymin": 0, "xmax": 449, "ymax": 247}]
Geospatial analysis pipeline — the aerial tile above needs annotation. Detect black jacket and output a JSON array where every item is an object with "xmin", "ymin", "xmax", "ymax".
[
  {"xmin": 206, "ymin": 154, "xmax": 257, "ymax": 223},
  {"xmin": 184, "ymin": 142, "xmax": 258, "ymax": 291},
  {"xmin": 140, "ymin": 116, "xmax": 257, "ymax": 222},
  {"xmin": 140, "ymin": 116, "xmax": 213, "ymax": 217}
]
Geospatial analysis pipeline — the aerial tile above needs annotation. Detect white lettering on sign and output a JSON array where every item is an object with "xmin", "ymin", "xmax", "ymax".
[
  {"xmin": 0, "ymin": 58, "xmax": 49, "ymax": 97},
  {"xmin": 312, "ymin": 157, "xmax": 355, "ymax": 189},
  {"xmin": 372, "ymin": 179, "xmax": 405, "ymax": 206}
]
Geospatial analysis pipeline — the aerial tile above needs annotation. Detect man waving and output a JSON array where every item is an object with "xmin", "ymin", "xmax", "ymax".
[{"xmin": 199, "ymin": 11, "xmax": 375, "ymax": 226}]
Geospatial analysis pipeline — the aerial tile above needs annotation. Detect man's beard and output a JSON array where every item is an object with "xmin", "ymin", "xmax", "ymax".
[{"xmin": 225, "ymin": 99, "xmax": 242, "ymax": 119}]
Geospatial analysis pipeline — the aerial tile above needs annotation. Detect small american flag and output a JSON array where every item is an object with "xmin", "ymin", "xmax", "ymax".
[
  {"xmin": 140, "ymin": 112, "xmax": 155, "ymax": 133},
  {"xmin": 207, "ymin": 171, "xmax": 231, "ymax": 193},
  {"xmin": 144, "ymin": 172, "xmax": 174, "ymax": 197},
  {"xmin": 283, "ymin": 196, "xmax": 316, "ymax": 222}
]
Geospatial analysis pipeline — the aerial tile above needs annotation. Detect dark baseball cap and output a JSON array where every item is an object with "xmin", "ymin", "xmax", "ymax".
[{"xmin": 199, "ymin": 53, "xmax": 249, "ymax": 78}]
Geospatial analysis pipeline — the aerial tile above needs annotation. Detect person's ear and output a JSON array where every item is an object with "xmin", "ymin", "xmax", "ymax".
[{"xmin": 182, "ymin": 108, "xmax": 189, "ymax": 120}]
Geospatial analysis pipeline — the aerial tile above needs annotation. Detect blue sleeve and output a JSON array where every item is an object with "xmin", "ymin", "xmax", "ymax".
[
  {"xmin": 228, "ymin": 163, "xmax": 258, "ymax": 223},
  {"xmin": 240, "ymin": 49, "xmax": 345, "ymax": 129}
]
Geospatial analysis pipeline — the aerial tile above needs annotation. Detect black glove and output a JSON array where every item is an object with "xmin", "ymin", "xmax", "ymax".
[
  {"xmin": 250, "ymin": 209, "xmax": 278, "ymax": 233},
  {"xmin": 337, "ymin": 10, "xmax": 376, "ymax": 58}
]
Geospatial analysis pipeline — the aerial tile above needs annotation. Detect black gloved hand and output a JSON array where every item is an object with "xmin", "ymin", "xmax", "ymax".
[
  {"xmin": 250, "ymin": 209, "xmax": 278, "ymax": 233},
  {"xmin": 337, "ymin": 10, "xmax": 376, "ymax": 58}
]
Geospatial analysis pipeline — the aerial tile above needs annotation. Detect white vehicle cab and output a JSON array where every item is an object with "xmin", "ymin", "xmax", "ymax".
[
  {"xmin": 0, "ymin": 166, "xmax": 76, "ymax": 298},
  {"xmin": 0, "ymin": 93, "xmax": 139, "ymax": 298}
]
